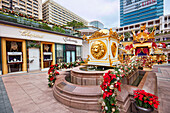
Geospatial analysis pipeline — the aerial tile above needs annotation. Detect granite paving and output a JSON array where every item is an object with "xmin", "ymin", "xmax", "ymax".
[
  {"xmin": 154, "ymin": 65, "xmax": 170, "ymax": 113},
  {"xmin": 1, "ymin": 72, "xmax": 98, "ymax": 113},
  {"xmin": 0, "ymin": 65, "xmax": 170, "ymax": 113},
  {"xmin": 0, "ymin": 76, "xmax": 13, "ymax": 113}
]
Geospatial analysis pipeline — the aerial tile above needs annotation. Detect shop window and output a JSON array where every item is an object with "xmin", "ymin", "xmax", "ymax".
[
  {"xmin": 43, "ymin": 44, "xmax": 52, "ymax": 68},
  {"xmin": 6, "ymin": 41, "xmax": 23, "ymax": 73},
  {"xmin": 56, "ymin": 44, "xmax": 64, "ymax": 63},
  {"xmin": 76, "ymin": 46, "xmax": 81, "ymax": 60}
]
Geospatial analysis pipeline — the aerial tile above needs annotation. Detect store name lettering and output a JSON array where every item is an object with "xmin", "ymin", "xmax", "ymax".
[
  {"xmin": 19, "ymin": 30, "xmax": 43, "ymax": 38},
  {"xmin": 63, "ymin": 37, "xmax": 77, "ymax": 43},
  {"xmin": 142, "ymin": 0, "xmax": 156, "ymax": 6},
  {"xmin": 126, "ymin": 0, "xmax": 157, "ymax": 8}
]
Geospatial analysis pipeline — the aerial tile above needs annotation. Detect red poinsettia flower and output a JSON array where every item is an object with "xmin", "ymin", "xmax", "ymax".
[
  {"xmin": 48, "ymin": 69, "xmax": 52, "ymax": 74},
  {"xmin": 148, "ymin": 101, "xmax": 153, "ymax": 106},
  {"xmin": 129, "ymin": 44, "xmax": 133, "ymax": 49},
  {"xmin": 50, "ymin": 65, "xmax": 54, "ymax": 68},
  {"xmin": 139, "ymin": 94, "xmax": 144, "ymax": 101},
  {"xmin": 55, "ymin": 70, "xmax": 59, "ymax": 75},
  {"xmin": 125, "ymin": 45, "xmax": 130, "ymax": 50},
  {"xmin": 103, "ymin": 73, "xmax": 111, "ymax": 83},
  {"xmin": 49, "ymin": 76, "xmax": 54, "ymax": 81},
  {"xmin": 110, "ymin": 74, "xmax": 116, "ymax": 79}
]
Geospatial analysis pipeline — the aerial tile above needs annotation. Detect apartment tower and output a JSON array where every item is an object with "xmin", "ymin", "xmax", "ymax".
[
  {"xmin": 42, "ymin": 0, "xmax": 88, "ymax": 26},
  {"xmin": 0, "ymin": 0, "xmax": 42, "ymax": 19}
]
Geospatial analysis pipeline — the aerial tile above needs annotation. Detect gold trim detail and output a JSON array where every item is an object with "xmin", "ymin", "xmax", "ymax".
[
  {"xmin": 111, "ymin": 42, "xmax": 117, "ymax": 58},
  {"xmin": 132, "ymin": 25, "xmax": 156, "ymax": 43}
]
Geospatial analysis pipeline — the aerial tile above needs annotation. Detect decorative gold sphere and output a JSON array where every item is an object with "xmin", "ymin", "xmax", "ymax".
[{"xmin": 91, "ymin": 40, "xmax": 107, "ymax": 59}]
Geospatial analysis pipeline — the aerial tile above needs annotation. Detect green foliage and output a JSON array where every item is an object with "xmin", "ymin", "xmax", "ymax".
[
  {"xmin": 66, "ymin": 20, "xmax": 84, "ymax": 29},
  {"xmin": 148, "ymin": 27, "xmax": 153, "ymax": 33},
  {"xmin": 41, "ymin": 23, "xmax": 51, "ymax": 30},
  {"xmin": 124, "ymin": 32, "xmax": 130, "ymax": 39},
  {"xmin": 52, "ymin": 25, "xmax": 65, "ymax": 33}
]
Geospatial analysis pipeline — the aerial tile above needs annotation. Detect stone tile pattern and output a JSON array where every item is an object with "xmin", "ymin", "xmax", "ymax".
[
  {"xmin": 153, "ymin": 65, "xmax": 170, "ymax": 113},
  {"xmin": 1, "ymin": 72, "xmax": 98, "ymax": 113},
  {"xmin": 0, "ymin": 76, "xmax": 14, "ymax": 113}
]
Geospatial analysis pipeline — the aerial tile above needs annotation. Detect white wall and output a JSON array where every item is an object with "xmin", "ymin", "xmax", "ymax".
[
  {"xmin": 0, "ymin": 24, "xmax": 82, "ymax": 46},
  {"xmin": 82, "ymin": 41, "xmax": 89, "ymax": 60}
]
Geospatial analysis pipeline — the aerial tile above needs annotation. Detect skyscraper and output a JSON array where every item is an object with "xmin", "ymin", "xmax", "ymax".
[{"xmin": 120, "ymin": 0, "xmax": 164, "ymax": 27}]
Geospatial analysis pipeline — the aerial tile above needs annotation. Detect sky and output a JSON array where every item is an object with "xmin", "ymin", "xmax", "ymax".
[{"xmin": 42, "ymin": 0, "xmax": 170, "ymax": 28}]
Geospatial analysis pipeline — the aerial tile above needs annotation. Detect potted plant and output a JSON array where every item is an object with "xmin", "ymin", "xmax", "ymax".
[{"xmin": 133, "ymin": 90, "xmax": 159, "ymax": 113}]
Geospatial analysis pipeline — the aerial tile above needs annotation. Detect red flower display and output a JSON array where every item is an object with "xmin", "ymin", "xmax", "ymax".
[
  {"xmin": 133, "ymin": 90, "xmax": 159, "ymax": 109},
  {"xmin": 125, "ymin": 45, "xmax": 130, "ymax": 50},
  {"xmin": 125, "ymin": 44, "xmax": 133, "ymax": 50}
]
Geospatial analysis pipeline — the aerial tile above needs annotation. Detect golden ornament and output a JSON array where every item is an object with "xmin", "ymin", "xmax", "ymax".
[{"xmin": 91, "ymin": 40, "xmax": 107, "ymax": 59}]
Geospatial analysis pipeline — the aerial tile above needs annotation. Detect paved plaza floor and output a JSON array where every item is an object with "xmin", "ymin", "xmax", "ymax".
[
  {"xmin": 0, "ymin": 65, "xmax": 170, "ymax": 113},
  {"xmin": 0, "ymin": 72, "xmax": 98, "ymax": 113}
]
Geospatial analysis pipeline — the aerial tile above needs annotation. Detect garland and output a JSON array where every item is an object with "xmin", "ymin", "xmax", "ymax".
[
  {"xmin": 100, "ymin": 59, "xmax": 139, "ymax": 113},
  {"xmin": 48, "ymin": 66, "xmax": 59, "ymax": 87},
  {"xmin": 48, "ymin": 60, "xmax": 85, "ymax": 87}
]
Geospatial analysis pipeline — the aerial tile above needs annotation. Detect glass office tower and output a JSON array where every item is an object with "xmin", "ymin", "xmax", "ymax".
[{"xmin": 120, "ymin": 0, "xmax": 164, "ymax": 27}]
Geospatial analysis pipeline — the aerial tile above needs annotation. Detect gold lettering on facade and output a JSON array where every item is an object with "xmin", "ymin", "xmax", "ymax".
[{"xmin": 19, "ymin": 30, "xmax": 43, "ymax": 38}]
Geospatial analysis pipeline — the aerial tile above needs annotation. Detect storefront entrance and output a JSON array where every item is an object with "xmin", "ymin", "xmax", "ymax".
[
  {"xmin": 66, "ymin": 51, "xmax": 75, "ymax": 63},
  {"xmin": 28, "ymin": 48, "xmax": 40, "ymax": 71},
  {"xmin": 65, "ymin": 45, "xmax": 76, "ymax": 63}
]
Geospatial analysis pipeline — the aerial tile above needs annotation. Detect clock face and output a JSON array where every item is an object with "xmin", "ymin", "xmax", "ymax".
[{"xmin": 91, "ymin": 40, "xmax": 107, "ymax": 59}]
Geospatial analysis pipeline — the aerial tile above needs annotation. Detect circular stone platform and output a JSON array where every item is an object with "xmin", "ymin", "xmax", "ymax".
[
  {"xmin": 53, "ymin": 75, "xmax": 101, "ymax": 111},
  {"xmin": 71, "ymin": 66, "xmax": 108, "ymax": 85}
]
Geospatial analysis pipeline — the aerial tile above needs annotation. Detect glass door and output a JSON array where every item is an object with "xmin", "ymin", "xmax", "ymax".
[
  {"xmin": 66, "ymin": 51, "xmax": 76, "ymax": 63},
  {"xmin": 66, "ymin": 51, "xmax": 71, "ymax": 63},
  {"xmin": 71, "ymin": 51, "xmax": 75, "ymax": 62}
]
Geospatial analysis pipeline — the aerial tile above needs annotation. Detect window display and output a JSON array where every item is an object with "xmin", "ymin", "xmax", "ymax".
[
  {"xmin": 43, "ymin": 44, "xmax": 52, "ymax": 61},
  {"xmin": 56, "ymin": 44, "xmax": 64, "ymax": 63},
  {"xmin": 6, "ymin": 41, "xmax": 23, "ymax": 72}
]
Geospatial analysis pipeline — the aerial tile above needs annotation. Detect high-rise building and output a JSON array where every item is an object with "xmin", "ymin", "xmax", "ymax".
[
  {"xmin": 120, "ymin": 0, "xmax": 164, "ymax": 27},
  {"xmin": 0, "ymin": 0, "xmax": 42, "ymax": 19},
  {"xmin": 89, "ymin": 20, "xmax": 104, "ymax": 29},
  {"xmin": 115, "ymin": 14, "xmax": 170, "ymax": 42},
  {"xmin": 42, "ymin": 0, "xmax": 88, "ymax": 26}
]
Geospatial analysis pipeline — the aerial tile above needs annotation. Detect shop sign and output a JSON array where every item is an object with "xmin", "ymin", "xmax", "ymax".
[
  {"xmin": 19, "ymin": 30, "xmax": 44, "ymax": 38},
  {"xmin": 126, "ymin": 0, "xmax": 157, "ymax": 8},
  {"xmin": 63, "ymin": 37, "xmax": 77, "ymax": 43}
]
